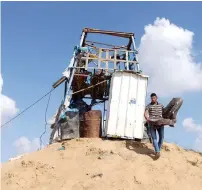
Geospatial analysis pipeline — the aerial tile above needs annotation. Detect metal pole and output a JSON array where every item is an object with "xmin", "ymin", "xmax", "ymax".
[
  {"xmin": 66, "ymin": 32, "xmax": 86, "ymax": 96},
  {"xmin": 103, "ymin": 100, "xmax": 106, "ymax": 137},
  {"xmin": 131, "ymin": 36, "xmax": 140, "ymax": 72},
  {"xmin": 80, "ymin": 32, "xmax": 86, "ymax": 46}
]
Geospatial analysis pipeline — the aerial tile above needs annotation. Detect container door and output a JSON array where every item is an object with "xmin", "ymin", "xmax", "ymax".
[
  {"xmin": 133, "ymin": 76, "xmax": 148, "ymax": 139},
  {"xmin": 105, "ymin": 72, "xmax": 122, "ymax": 136},
  {"xmin": 106, "ymin": 71, "xmax": 148, "ymax": 139}
]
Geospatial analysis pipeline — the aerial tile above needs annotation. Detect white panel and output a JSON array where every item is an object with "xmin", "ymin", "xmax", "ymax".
[
  {"xmin": 106, "ymin": 72, "xmax": 122, "ymax": 135},
  {"xmin": 133, "ymin": 76, "xmax": 148, "ymax": 138},
  {"xmin": 125, "ymin": 74, "xmax": 138, "ymax": 138},
  {"xmin": 106, "ymin": 71, "xmax": 148, "ymax": 139},
  {"xmin": 116, "ymin": 73, "xmax": 130, "ymax": 136}
]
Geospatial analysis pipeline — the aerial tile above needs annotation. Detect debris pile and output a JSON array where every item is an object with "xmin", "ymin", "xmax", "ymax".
[{"xmin": 2, "ymin": 139, "xmax": 202, "ymax": 190}]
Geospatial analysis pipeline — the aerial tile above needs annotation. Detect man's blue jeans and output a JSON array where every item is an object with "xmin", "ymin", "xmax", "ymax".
[{"xmin": 149, "ymin": 125, "xmax": 164, "ymax": 153}]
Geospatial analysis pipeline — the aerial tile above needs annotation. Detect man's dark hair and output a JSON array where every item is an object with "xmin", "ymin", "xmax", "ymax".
[{"xmin": 150, "ymin": 93, "xmax": 157, "ymax": 97}]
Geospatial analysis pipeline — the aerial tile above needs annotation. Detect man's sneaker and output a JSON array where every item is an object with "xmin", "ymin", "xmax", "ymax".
[{"xmin": 155, "ymin": 152, "xmax": 160, "ymax": 160}]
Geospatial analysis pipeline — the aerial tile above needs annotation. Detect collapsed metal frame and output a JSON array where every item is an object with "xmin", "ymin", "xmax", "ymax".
[{"xmin": 52, "ymin": 28, "xmax": 141, "ymax": 138}]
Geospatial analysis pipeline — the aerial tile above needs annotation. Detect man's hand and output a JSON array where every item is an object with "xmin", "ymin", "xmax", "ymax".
[
  {"xmin": 145, "ymin": 117, "xmax": 150, "ymax": 123},
  {"xmin": 144, "ymin": 110, "xmax": 149, "ymax": 122}
]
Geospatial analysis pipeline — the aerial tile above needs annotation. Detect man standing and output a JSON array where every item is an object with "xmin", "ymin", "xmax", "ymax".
[{"xmin": 144, "ymin": 93, "xmax": 164, "ymax": 159}]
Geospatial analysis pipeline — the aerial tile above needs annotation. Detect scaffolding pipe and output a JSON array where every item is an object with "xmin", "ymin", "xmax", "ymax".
[
  {"xmin": 131, "ymin": 36, "xmax": 140, "ymax": 72},
  {"xmin": 65, "ymin": 32, "xmax": 86, "ymax": 98}
]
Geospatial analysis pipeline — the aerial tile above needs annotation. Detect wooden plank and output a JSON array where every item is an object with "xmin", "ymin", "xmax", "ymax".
[
  {"xmin": 106, "ymin": 50, "xmax": 109, "ymax": 71},
  {"xmin": 126, "ymin": 51, "xmax": 129, "ymax": 70},
  {"xmin": 74, "ymin": 74, "xmax": 89, "ymax": 76},
  {"xmin": 100, "ymin": 48, "xmax": 134, "ymax": 53},
  {"xmin": 85, "ymin": 40, "xmax": 128, "ymax": 49},
  {"xmin": 70, "ymin": 66, "xmax": 117, "ymax": 71},
  {"xmin": 114, "ymin": 49, "xmax": 117, "ymax": 70},
  {"xmin": 84, "ymin": 46, "xmax": 135, "ymax": 53},
  {"xmin": 81, "ymin": 57, "xmax": 137, "ymax": 63},
  {"xmin": 127, "ymin": 38, "xmax": 132, "ymax": 50},
  {"xmin": 52, "ymin": 76, "xmax": 66, "ymax": 89},
  {"xmin": 98, "ymin": 49, "xmax": 102, "ymax": 69},
  {"xmin": 83, "ymin": 28, "xmax": 134, "ymax": 38},
  {"xmin": 85, "ymin": 52, "xmax": 89, "ymax": 70}
]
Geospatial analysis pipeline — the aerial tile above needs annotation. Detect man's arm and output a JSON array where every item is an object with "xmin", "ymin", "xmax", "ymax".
[
  {"xmin": 144, "ymin": 110, "xmax": 149, "ymax": 121},
  {"xmin": 144, "ymin": 105, "xmax": 149, "ymax": 121}
]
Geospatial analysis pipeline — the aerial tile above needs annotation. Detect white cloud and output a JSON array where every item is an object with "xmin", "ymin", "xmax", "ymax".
[
  {"xmin": 138, "ymin": 17, "xmax": 202, "ymax": 97},
  {"xmin": 0, "ymin": 74, "xmax": 19, "ymax": 125},
  {"xmin": 183, "ymin": 117, "xmax": 202, "ymax": 152},
  {"xmin": 12, "ymin": 136, "xmax": 42, "ymax": 155},
  {"xmin": 183, "ymin": 118, "xmax": 202, "ymax": 133},
  {"xmin": 0, "ymin": 74, "xmax": 2, "ymax": 92},
  {"xmin": 195, "ymin": 134, "xmax": 202, "ymax": 152}
]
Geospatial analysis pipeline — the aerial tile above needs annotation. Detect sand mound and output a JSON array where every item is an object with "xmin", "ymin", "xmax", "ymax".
[{"xmin": 1, "ymin": 138, "xmax": 202, "ymax": 190}]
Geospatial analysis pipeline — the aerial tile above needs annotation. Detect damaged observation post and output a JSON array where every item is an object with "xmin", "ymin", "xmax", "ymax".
[{"xmin": 49, "ymin": 28, "xmax": 149, "ymax": 144}]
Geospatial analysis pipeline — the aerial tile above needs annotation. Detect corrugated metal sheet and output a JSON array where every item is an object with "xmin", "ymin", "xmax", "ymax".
[{"xmin": 105, "ymin": 71, "xmax": 148, "ymax": 139}]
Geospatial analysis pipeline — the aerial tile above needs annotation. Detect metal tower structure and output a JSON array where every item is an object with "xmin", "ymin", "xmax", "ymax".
[{"xmin": 50, "ymin": 28, "xmax": 141, "ymax": 142}]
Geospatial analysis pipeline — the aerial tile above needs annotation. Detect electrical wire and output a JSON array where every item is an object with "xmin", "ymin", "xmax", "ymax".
[
  {"xmin": 1, "ymin": 80, "xmax": 107, "ymax": 128},
  {"xmin": 1, "ymin": 88, "xmax": 55, "ymax": 128},
  {"xmin": 39, "ymin": 91, "xmax": 52, "ymax": 150}
]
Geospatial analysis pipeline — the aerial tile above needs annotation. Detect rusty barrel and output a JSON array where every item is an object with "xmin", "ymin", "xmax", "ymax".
[{"xmin": 80, "ymin": 110, "xmax": 102, "ymax": 138}]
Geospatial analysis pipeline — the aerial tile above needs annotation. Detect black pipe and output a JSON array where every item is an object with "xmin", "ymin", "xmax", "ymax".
[{"xmin": 52, "ymin": 76, "xmax": 67, "ymax": 89}]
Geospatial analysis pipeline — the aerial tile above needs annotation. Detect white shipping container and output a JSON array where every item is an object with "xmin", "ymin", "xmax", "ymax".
[{"xmin": 105, "ymin": 71, "xmax": 148, "ymax": 139}]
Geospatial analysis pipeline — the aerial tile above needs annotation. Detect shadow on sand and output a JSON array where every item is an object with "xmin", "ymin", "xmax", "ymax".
[{"xmin": 125, "ymin": 140, "xmax": 157, "ymax": 160}]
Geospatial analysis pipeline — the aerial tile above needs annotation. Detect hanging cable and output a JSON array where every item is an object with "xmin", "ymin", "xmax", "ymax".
[
  {"xmin": 1, "ymin": 80, "xmax": 108, "ymax": 129},
  {"xmin": 1, "ymin": 88, "xmax": 55, "ymax": 128},
  {"xmin": 39, "ymin": 91, "xmax": 52, "ymax": 150}
]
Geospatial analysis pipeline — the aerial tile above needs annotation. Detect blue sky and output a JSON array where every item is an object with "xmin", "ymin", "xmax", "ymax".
[{"xmin": 1, "ymin": 1, "xmax": 202, "ymax": 162}]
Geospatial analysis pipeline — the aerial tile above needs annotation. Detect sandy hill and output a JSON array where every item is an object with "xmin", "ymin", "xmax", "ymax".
[{"xmin": 1, "ymin": 138, "xmax": 202, "ymax": 190}]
